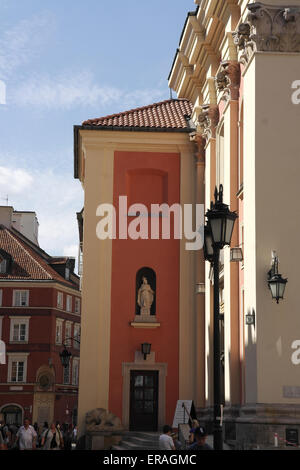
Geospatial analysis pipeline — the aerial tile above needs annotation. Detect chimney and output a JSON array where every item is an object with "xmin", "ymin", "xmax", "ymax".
[{"xmin": 0, "ymin": 206, "xmax": 14, "ymax": 229}]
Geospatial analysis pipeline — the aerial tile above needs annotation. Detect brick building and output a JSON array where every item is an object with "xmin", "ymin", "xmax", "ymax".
[{"xmin": 0, "ymin": 206, "xmax": 81, "ymax": 428}]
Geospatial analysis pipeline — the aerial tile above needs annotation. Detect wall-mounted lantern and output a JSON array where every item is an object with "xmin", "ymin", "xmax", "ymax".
[
  {"xmin": 141, "ymin": 343, "xmax": 151, "ymax": 360},
  {"xmin": 245, "ymin": 310, "xmax": 255, "ymax": 326},
  {"xmin": 267, "ymin": 251, "xmax": 287, "ymax": 304},
  {"xmin": 230, "ymin": 247, "xmax": 243, "ymax": 263}
]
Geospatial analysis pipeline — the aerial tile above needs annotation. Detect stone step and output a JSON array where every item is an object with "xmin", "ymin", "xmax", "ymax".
[{"xmin": 113, "ymin": 432, "xmax": 161, "ymax": 451}]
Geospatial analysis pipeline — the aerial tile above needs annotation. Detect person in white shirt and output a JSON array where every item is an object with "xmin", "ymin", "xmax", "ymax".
[
  {"xmin": 159, "ymin": 425, "xmax": 176, "ymax": 450},
  {"xmin": 16, "ymin": 418, "xmax": 37, "ymax": 450},
  {"xmin": 41, "ymin": 422, "xmax": 64, "ymax": 450}
]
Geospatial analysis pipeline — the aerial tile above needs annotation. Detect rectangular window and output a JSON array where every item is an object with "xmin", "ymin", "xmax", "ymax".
[
  {"xmin": 13, "ymin": 290, "xmax": 29, "ymax": 307},
  {"xmin": 65, "ymin": 322, "xmax": 72, "ymax": 347},
  {"xmin": 11, "ymin": 361, "xmax": 24, "ymax": 382},
  {"xmin": 74, "ymin": 298, "xmax": 80, "ymax": 314},
  {"xmin": 66, "ymin": 295, "xmax": 72, "ymax": 313},
  {"xmin": 56, "ymin": 320, "xmax": 63, "ymax": 345},
  {"xmin": 0, "ymin": 260, "xmax": 7, "ymax": 274},
  {"xmin": 63, "ymin": 362, "xmax": 70, "ymax": 385},
  {"xmin": 10, "ymin": 317, "xmax": 30, "ymax": 343},
  {"xmin": 72, "ymin": 359, "xmax": 79, "ymax": 386},
  {"xmin": 57, "ymin": 292, "xmax": 63, "ymax": 309},
  {"xmin": 73, "ymin": 324, "xmax": 80, "ymax": 349},
  {"xmin": 7, "ymin": 354, "xmax": 29, "ymax": 383},
  {"xmin": 13, "ymin": 323, "xmax": 26, "ymax": 341}
]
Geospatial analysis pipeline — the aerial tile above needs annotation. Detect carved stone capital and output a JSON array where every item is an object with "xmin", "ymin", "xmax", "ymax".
[
  {"xmin": 197, "ymin": 104, "xmax": 219, "ymax": 140},
  {"xmin": 215, "ymin": 61, "xmax": 241, "ymax": 101},
  {"xmin": 233, "ymin": 2, "xmax": 300, "ymax": 64},
  {"xmin": 190, "ymin": 133, "xmax": 206, "ymax": 163}
]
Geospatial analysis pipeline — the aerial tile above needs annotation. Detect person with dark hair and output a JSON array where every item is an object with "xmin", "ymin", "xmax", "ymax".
[
  {"xmin": 188, "ymin": 426, "xmax": 212, "ymax": 450},
  {"xmin": 61, "ymin": 423, "xmax": 72, "ymax": 451},
  {"xmin": 159, "ymin": 425, "xmax": 175, "ymax": 450},
  {"xmin": 41, "ymin": 422, "xmax": 64, "ymax": 450}
]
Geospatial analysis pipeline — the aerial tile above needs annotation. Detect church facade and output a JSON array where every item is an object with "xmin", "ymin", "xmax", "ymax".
[
  {"xmin": 74, "ymin": 100, "xmax": 205, "ymax": 433},
  {"xmin": 168, "ymin": 0, "xmax": 300, "ymax": 448},
  {"xmin": 74, "ymin": 0, "xmax": 300, "ymax": 448}
]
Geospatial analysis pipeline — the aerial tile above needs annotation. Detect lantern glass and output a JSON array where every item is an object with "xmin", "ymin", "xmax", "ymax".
[
  {"xmin": 204, "ymin": 226, "xmax": 214, "ymax": 261},
  {"xmin": 230, "ymin": 247, "xmax": 243, "ymax": 263},
  {"xmin": 141, "ymin": 343, "xmax": 151, "ymax": 356},
  {"xmin": 209, "ymin": 217, "xmax": 223, "ymax": 245},
  {"xmin": 224, "ymin": 217, "xmax": 235, "ymax": 246},
  {"xmin": 269, "ymin": 275, "xmax": 287, "ymax": 303}
]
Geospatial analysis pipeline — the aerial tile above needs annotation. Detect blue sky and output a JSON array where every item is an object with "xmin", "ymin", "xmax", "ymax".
[{"xmin": 0, "ymin": 0, "xmax": 194, "ymax": 268}]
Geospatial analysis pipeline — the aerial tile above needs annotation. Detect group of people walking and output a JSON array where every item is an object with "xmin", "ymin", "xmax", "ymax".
[{"xmin": 0, "ymin": 417, "xmax": 78, "ymax": 451}]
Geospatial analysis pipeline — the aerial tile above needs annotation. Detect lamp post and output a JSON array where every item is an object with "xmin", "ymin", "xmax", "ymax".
[
  {"xmin": 204, "ymin": 185, "xmax": 237, "ymax": 451},
  {"xmin": 59, "ymin": 337, "xmax": 80, "ymax": 368}
]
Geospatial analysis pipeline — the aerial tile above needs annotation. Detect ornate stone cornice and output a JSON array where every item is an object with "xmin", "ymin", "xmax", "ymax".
[
  {"xmin": 233, "ymin": 2, "xmax": 300, "ymax": 64},
  {"xmin": 215, "ymin": 61, "xmax": 241, "ymax": 101},
  {"xmin": 198, "ymin": 104, "xmax": 219, "ymax": 141}
]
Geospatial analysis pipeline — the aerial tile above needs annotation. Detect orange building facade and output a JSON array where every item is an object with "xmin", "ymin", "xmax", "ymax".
[{"xmin": 74, "ymin": 100, "xmax": 205, "ymax": 434}]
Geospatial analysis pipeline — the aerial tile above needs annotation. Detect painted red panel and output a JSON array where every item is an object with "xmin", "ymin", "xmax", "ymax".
[{"xmin": 109, "ymin": 151, "xmax": 180, "ymax": 426}]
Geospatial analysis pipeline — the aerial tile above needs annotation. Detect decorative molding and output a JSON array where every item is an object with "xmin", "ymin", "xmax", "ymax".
[
  {"xmin": 197, "ymin": 104, "xmax": 219, "ymax": 141},
  {"xmin": 233, "ymin": 2, "xmax": 300, "ymax": 64},
  {"xmin": 215, "ymin": 61, "xmax": 241, "ymax": 101},
  {"xmin": 190, "ymin": 133, "xmax": 206, "ymax": 164},
  {"xmin": 130, "ymin": 321, "xmax": 161, "ymax": 329}
]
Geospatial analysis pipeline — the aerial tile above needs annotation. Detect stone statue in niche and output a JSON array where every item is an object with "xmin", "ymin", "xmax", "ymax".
[{"xmin": 137, "ymin": 277, "xmax": 154, "ymax": 316}]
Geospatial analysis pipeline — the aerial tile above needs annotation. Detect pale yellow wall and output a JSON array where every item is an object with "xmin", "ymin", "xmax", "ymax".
[
  {"xmin": 77, "ymin": 130, "xmax": 201, "ymax": 433},
  {"xmin": 77, "ymin": 143, "xmax": 114, "ymax": 433},
  {"xmin": 253, "ymin": 53, "xmax": 300, "ymax": 404},
  {"xmin": 204, "ymin": 142, "xmax": 214, "ymax": 406},
  {"xmin": 243, "ymin": 56, "xmax": 258, "ymax": 404},
  {"xmin": 178, "ymin": 144, "xmax": 197, "ymax": 402}
]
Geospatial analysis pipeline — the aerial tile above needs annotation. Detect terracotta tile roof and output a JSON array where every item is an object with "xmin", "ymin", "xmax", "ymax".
[
  {"xmin": 0, "ymin": 225, "xmax": 78, "ymax": 289},
  {"xmin": 82, "ymin": 99, "xmax": 193, "ymax": 129}
]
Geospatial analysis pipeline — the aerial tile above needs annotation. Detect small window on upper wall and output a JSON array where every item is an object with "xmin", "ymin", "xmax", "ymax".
[
  {"xmin": 57, "ymin": 292, "xmax": 63, "ymax": 309},
  {"xmin": 0, "ymin": 259, "xmax": 7, "ymax": 274},
  {"xmin": 13, "ymin": 290, "xmax": 29, "ymax": 307},
  {"xmin": 74, "ymin": 298, "xmax": 80, "ymax": 314},
  {"xmin": 66, "ymin": 295, "xmax": 72, "ymax": 312},
  {"xmin": 65, "ymin": 267, "xmax": 70, "ymax": 280}
]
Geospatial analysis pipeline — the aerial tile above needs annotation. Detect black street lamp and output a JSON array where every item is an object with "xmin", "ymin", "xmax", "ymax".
[
  {"xmin": 60, "ymin": 347, "xmax": 72, "ymax": 368},
  {"xmin": 59, "ymin": 337, "xmax": 81, "ymax": 368},
  {"xmin": 204, "ymin": 184, "xmax": 237, "ymax": 451}
]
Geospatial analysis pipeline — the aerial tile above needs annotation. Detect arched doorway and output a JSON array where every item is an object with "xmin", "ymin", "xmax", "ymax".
[{"xmin": 0, "ymin": 404, "xmax": 23, "ymax": 426}]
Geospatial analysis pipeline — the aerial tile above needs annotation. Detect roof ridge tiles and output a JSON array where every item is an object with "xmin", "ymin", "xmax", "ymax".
[
  {"xmin": 81, "ymin": 98, "xmax": 193, "ymax": 128},
  {"xmin": 4, "ymin": 228, "xmax": 53, "ymax": 280}
]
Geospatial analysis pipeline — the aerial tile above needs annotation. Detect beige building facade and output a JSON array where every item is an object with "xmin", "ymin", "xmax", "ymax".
[{"xmin": 169, "ymin": 0, "xmax": 300, "ymax": 448}]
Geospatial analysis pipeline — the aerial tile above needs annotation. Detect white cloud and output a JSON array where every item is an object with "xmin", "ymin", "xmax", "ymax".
[
  {"xmin": 11, "ymin": 70, "xmax": 166, "ymax": 110},
  {"xmin": 0, "ymin": 12, "xmax": 56, "ymax": 80},
  {"xmin": 2, "ymin": 13, "xmax": 56, "ymax": 75},
  {"xmin": 0, "ymin": 164, "xmax": 83, "ymax": 267},
  {"xmin": 0, "ymin": 166, "xmax": 33, "ymax": 195},
  {"xmin": 63, "ymin": 244, "xmax": 78, "ymax": 259}
]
